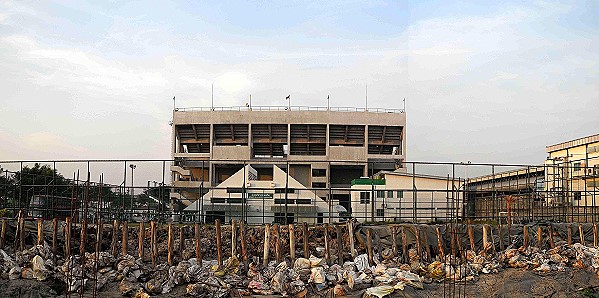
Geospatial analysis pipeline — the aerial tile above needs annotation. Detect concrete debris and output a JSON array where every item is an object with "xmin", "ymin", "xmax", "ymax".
[{"xmin": 5, "ymin": 225, "xmax": 599, "ymax": 297}]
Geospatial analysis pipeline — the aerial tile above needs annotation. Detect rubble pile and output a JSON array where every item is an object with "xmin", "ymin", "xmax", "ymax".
[{"xmin": 3, "ymin": 223, "xmax": 599, "ymax": 297}]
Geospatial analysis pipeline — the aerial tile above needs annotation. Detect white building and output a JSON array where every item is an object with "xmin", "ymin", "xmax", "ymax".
[
  {"xmin": 184, "ymin": 165, "xmax": 337, "ymax": 224},
  {"xmin": 350, "ymin": 171, "xmax": 463, "ymax": 223}
]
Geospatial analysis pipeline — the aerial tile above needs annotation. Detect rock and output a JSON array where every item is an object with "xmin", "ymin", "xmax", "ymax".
[
  {"xmin": 310, "ymin": 267, "xmax": 326, "ymax": 284},
  {"xmin": 294, "ymin": 257, "xmax": 311, "ymax": 271},
  {"xmin": 365, "ymin": 285, "xmax": 395, "ymax": 298}
]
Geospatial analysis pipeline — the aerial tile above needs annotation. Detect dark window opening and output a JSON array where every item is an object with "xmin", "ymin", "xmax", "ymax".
[
  {"xmin": 274, "ymin": 212, "xmax": 294, "ymax": 224},
  {"xmin": 312, "ymin": 169, "xmax": 327, "ymax": 177},
  {"xmin": 360, "ymin": 192, "xmax": 370, "ymax": 204}
]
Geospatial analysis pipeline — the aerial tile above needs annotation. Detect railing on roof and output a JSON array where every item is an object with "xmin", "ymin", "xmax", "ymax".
[{"xmin": 175, "ymin": 105, "xmax": 404, "ymax": 113}]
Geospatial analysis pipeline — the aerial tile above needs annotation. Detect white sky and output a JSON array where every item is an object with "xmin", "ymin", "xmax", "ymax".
[{"xmin": 0, "ymin": 0, "xmax": 598, "ymax": 175}]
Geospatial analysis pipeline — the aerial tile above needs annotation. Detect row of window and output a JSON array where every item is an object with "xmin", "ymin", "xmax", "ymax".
[{"xmin": 359, "ymin": 190, "xmax": 404, "ymax": 204}]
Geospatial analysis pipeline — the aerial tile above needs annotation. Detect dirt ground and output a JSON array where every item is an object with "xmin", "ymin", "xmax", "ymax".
[{"xmin": 2, "ymin": 268, "xmax": 599, "ymax": 298}]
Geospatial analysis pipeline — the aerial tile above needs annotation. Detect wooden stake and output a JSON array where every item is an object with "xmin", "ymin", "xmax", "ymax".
[
  {"xmin": 215, "ymin": 219, "xmax": 222, "ymax": 267},
  {"xmin": 522, "ymin": 225, "xmax": 528, "ymax": 249},
  {"xmin": 449, "ymin": 225, "xmax": 456, "ymax": 257},
  {"xmin": 37, "ymin": 219, "xmax": 43, "ymax": 246},
  {"xmin": 401, "ymin": 226, "xmax": 408, "ymax": 263},
  {"xmin": 455, "ymin": 227, "xmax": 464, "ymax": 258},
  {"xmin": 423, "ymin": 226, "xmax": 431, "ymax": 262},
  {"xmin": 240, "ymin": 221, "xmax": 247, "ymax": 266},
  {"xmin": 65, "ymin": 217, "xmax": 71, "ymax": 258},
  {"xmin": 498, "ymin": 224, "xmax": 504, "ymax": 251},
  {"xmin": 548, "ymin": 224, "xmax": 555, "ymax": 248},
  {"xmin": 18, "ymin": 215, "xmax": 24, "ymax": 251},
  {"xmin": 263, "ymin": 223, "xmax": 271, "ymax": 267},
  {"xmin": 138, "ymin": 221, "xmax": 144, "ymax": 259},
  {"xmin": 274, "ymin": 224, "xmax": 281, "ymax": 264},
  {"xmin": 167, "ymin": 223, "xmax": 173, "ymax": 266},
  {"xmin": 594, "ymin": 223, "xmax": 598, "ymax": 247},
  {"xmin": 391, "ymin": 226, "xmax": 398, "ymax": 258},
  {"xmin": 323, "ymin": 223, "xmax": 330, "ymax": 265},
  {"xmin": 467, "ymin": 225, "xmax": 475, "ymax": 252},
  {"xmin": 0, "ymin": 219, "xmax": 5, "ymax": 249},
  {"xmin": 366, "ymin": 228, "xmax": 373, "ymax": 266},
  {"xmin": 488, "ymin": 225, "xmax": 496, "ymax": 255},
  {"xmin": 302, "ymin": 222, "xmax": 309, "ymax": 259},
  {"xmin": 111, "ymin": 220, "xmax": 119, "ymax": 256},
  {"xmin": 567, "ymin": 224, "xmax": 572, "ymax": 246},
  {"xmin": 151, "ymin": 221, "xmax": 157, "ymax": 268},
  {"xmin": 579, "ymin": 224, "xmax": 585, "ymax": 245},
  {"xmin": 482, "ymin": 224, "xmax": 489, "ymax": 254},
  {"xmin": 348, "ymin": 221, "xmax": 356, "ymax": 258},
  {"xmin": 336, "ymin": 224, "xmax": 343, "ymax": 265},
  {"xmin": 289, "ymin": 224, "xmax": 296, "ymax": 263},
  {"xmin": 195, "ymin": 223, "xmax": 201, "ymax": 260},
  {"xmin": 436, "ymin": 226, "xmax": 445, "ymax": 260},
  {"xmin": 122, "ymin": 221, "xmax": 128, "ymax": 256},
  {"xmin": 231, "ymin": 220, "xmax": 238, "ymax": 257},
  {"xmin": 80, "ymin": 219, "xmax": 87, "ymax": 256},
  {"xmin": 537, "ymin": 226, "xmax": 542, "ymax": 249},
  {"xmin": 179, "ymin": 223, "xmax": 185, "ymax": 258},
  {"xmin": 52, "ymin": 218, "xmax": 58, "ymax": 254},
  {"xmin": 96, "ymin": 219, "xmax": 103, "ymax": 255},
  {"xmin": 413, "ymin": 226, "xmax": 422, "ymax": 259}
]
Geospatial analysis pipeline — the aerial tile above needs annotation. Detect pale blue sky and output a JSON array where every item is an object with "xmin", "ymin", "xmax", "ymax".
[{"xmin": 1, "ymin": 0, "xmax": 598, "ymax": 168}]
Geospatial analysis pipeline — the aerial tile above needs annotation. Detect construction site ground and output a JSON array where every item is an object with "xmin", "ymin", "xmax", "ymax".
[{"xmin": 1, "ymin": 267, "xmax": 598, "ymax": 298}]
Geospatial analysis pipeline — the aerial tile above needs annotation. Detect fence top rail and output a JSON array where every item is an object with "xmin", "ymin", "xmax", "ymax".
[
  {"xmin": 0, "ymin": 159, "xmax": 553, "ymax": 168},
  {"xmin": 175, "ymin": 105, "xmax": 405, "ymax": 114}
]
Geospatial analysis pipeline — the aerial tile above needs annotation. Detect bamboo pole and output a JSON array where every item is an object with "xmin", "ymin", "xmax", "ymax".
[
  {"xmin": 348, "ymin": 221, "xmax": 356, "ymax": 258},
  {"xmin": 413, "ymin": 226, "xmax": 421, "ymax": 259},
  {"xmin": 366, "ymin": 228, "xmax": 373, "ymax": 266},
  {"xmin": 302, "ymin": 222, "xmax": 309, "ymax": 259},
  {"xmin": 122, "ymin": 221, "xmax": 128, "ymax": 256},
  {"xmin": 37, "ymin": 219, "xmax": 43, "ymax": 246},
  {"xmin": 263, "ymin": 224, "xmax": 271, "ymax": 267},
  {"xmin": 231, "ymin": 220, "xmax": 238, "ymax": 257},
  {"xmin": 336, "ymin": 224, "xmax": 343, "ymax": 265},
  {"xmin": 289, "ymin": 224, "xmax": 295, "ymax": 263},
  {"xmin": 216, "ymin": 219, "xmax": 222, "ymax": 267},
  {"xmin": 167, "ymin": 223, "xmax": 173, "ymax": 266},
  {"xmin": 454, "ymin": 227, "xmax": 463, "ymax": 258},
  {"xmin": 138, "ymin": 221, "xmax": 144, "ymax": 259},
  {"xmin": 579, "ymin": 224, "xmax": 585, "ymax": 245}
]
